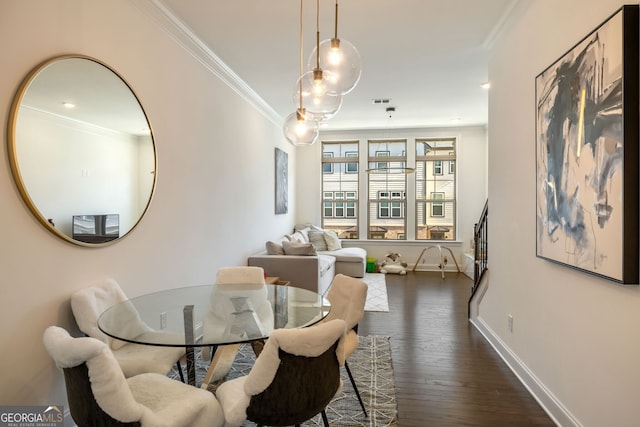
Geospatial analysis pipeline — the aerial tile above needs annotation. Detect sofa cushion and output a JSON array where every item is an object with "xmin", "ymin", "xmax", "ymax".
[
  {"xmin": 308, "ymin": 230, "xmax": 328, "ymax": 251},
  {"xmin": 282, "ymin": 241, "xmax": 317, "ymax": 256},
  {"xmin": 319, "ymin": 247, "xmax": 366, "ymax": 263}
]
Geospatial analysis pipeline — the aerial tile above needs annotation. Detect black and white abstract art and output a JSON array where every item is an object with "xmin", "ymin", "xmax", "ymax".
[
  {"xmin": 535, "ymin": 5, "xmax": 639, "ymax": 283},
  {"xmin": 275, "ymin": 148, "xmax": 288, "ymax": 215}
]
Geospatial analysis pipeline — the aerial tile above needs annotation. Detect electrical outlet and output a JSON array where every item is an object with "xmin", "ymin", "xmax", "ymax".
[
  {"xmin": 507, "ymin": 314, "xmax": 513, "ymax": 333},
  {"xmin": 160, "ymin": 312, "xmax": 167, "ymax": 330}
]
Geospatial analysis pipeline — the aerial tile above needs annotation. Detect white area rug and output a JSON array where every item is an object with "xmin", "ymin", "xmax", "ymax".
[{"xmin": 363, "ymin": 273, "xmax": 389, "ymax": 312}]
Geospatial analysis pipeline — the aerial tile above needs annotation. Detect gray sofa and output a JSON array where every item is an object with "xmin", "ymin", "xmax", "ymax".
[{"xmin": 247, "ymin": 226, "xmax": 366, "ymax": 296}]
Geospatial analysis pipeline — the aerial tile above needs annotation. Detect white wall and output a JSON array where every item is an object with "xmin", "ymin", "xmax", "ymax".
[
  {"xmin": 0, "ymin": 0, "xmax": 296, "ymax": 410},
  {"xmin": 297, "ymin": 126, "xmax": 488, "ymax": 267},
  {"xmin": 481, "ymin": 1, "xmax": 640, "ymax": 425}
]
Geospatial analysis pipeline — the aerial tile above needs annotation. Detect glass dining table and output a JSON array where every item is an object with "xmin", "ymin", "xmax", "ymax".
[{"xmin": 97, "ymin": 283, "xmax": 330, "ymax": 387}]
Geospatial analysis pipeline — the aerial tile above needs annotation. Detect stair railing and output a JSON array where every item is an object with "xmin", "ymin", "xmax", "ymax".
[{"xmin": 469, "ymin": 199, "xmax": 488, "ymax": 317}]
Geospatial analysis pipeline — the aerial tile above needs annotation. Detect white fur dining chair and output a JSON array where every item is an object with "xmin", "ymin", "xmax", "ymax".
[
  {"xmin": 322, "ymin": 273, "xmax": 369, "ymax": 417},
  {"xmin": 215, "ymin": 266, "xmax": 266, "ymax": 285},
  {"xmin": 201, "ymin": 266, "xmax": 271, "ymax": 385},
  {"xmin": 43, "ymin": 326, "xmax": 224, "ymax": 427},
  {"xmin": 71, "ymin": 278, "xmax": 185, "ymax": 379},
  {"xmin": 215, "ymin": 319, "xmax": 347, "ymax": 427}
]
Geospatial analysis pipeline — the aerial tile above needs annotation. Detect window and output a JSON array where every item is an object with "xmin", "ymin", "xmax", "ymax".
[
  {"xmin": 324, "ymin": 202, "xmax": 333, "ymax": 217},
  {"xmin": 346, "ymin": 151, "xmax": 358, "ymax": 173},
  {"xmin": 431, "ymin": 192, "xmax": 444, "ymax": 217},
  {"xmin": 377, "ymin": 191, "xmax": 405, "ymax": 219},
  {"xmin": 416, "ymin": 138, "xmax": 456, "ymax": 240},
  {"xmin": 321, "ymin": 141, "xmax": 359, "ymax": 238},
  {"xmin": 368, "ymin": 140, "xmax": 407, "ymax": 240},
  {"xmin": 346, "ymin": 202, "xmax": 356, "ymax": 217},
  {"xmin": 323, "ymin": 192, "xmax": 333, "ymax": 217},
  {"xmin": 434, "ymin": 160, "xmax": 443, "ymax": 175},
  {"xmin": 321, "ymin": 137, "xmax": 457, "ymax": 242},
  {"xmin": 323, "ymin": 152, "xmax": 334, "ymax": 174},
  {"xmin": 379, "ymin": 201, "xmax": 390, "ymax": 218},
  {"xmin": 375, "ymin": 150, "xmax": 390, "ymax": 170}
]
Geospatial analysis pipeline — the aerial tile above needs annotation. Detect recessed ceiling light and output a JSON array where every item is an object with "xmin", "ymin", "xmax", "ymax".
[
  {"xmin": 481, "ymin": 82, "xmax": 491, "ymax": 89},
  {"xmin": 62, "ymin": 101, "xmax": 75, "ymax": 108}
]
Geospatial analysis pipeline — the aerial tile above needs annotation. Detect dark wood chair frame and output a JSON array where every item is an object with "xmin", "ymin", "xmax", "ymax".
[{"xmin": 246, "ymin": 341, "xmax": 341, "ymax": 427}]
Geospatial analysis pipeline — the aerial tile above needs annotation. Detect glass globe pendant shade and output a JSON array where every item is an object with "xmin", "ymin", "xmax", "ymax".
[
  {"xmin": 283, "ymin": 108, "xmax": 319, "ymax": 146},
  {"xmin": 293, "ymin": 68, "xmax": 343, "ymax": 120},
  {"xmin": 309, "ymin": 37, "xmax": 362, "ymax": 95}
]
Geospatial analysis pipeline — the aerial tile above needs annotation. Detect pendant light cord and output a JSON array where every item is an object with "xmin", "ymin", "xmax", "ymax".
[
  {"xmin": 316, "ymin": 0, "xmax": 321, "ymax": 69},
  {"xmin": 334, "ymin": 0, "xmax": 338, "ymax": 39},
  {"xmin": 298, "ymin": 0, "xmax": 304, "ymax": 112}
]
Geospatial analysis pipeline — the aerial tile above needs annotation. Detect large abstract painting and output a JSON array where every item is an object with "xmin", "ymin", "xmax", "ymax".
[
  {"xmin": 275, "ymin": 148, "xmax": 288, "ymax": 215},
  {"xmin": 535, "ymin": 5, "xmax": 639, "ymax": 283}
]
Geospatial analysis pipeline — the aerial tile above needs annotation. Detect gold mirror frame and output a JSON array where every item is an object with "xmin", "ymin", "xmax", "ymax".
[{"xmin": 7, "ymin": 55, "xmax": 157, "ymax": 247}]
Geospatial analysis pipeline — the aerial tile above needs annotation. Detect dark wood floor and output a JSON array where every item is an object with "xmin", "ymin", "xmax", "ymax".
[{"xmin": 359, "ymin": 271, "xmax": 556, "ymax": 426}]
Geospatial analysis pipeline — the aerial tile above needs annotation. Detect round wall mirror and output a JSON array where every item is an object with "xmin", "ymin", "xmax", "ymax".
[{"xmin": 7, "ymin": 55, "xmax": 157, "ymax": 246}]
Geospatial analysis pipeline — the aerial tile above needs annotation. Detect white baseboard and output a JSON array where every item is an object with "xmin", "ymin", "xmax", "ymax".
[{"xmin": 469, "ymin": 285, "xmax": 581, "ymax": 427}]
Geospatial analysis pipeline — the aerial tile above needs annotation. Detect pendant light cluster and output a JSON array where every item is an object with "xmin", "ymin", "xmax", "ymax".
[{"xmin": 284, "ymin": 0, "xmax": 362, "ymax": 146}]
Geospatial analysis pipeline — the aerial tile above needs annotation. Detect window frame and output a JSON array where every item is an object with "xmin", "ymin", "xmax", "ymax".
[
  {"xmin": 415, "ymin": 137, "xmax": 457, "ymax": 241},
  {"xmin": 321, "ymin": 141, "xmax": 360, "ymax": 238}
]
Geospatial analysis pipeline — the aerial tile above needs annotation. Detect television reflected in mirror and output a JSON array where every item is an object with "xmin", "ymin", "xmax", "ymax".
[{"xmin": 72, "ymin": 214, "xmax": 119, "ymax": 244}]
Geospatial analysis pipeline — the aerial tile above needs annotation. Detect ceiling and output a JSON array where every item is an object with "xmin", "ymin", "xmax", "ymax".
[{"xmin": 159, "ymin": 0, "xmax": 520, "ymax": 131}]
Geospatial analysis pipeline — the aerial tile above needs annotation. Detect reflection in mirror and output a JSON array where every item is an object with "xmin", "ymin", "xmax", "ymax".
[{"xmin": 8, "ymin": 55, "xmax": 156, "ymax": 246}]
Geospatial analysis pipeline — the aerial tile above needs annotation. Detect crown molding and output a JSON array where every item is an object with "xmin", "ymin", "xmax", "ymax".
[
  {"xmin": 130, "ymin": 0, "xmax": 283, "ymax": 127},
  {"xmin": 482, "ymin": 0, "xmax": 525, "ymax": 49}
]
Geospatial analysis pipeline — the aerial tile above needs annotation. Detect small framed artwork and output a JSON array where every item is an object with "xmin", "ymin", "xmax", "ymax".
[
  {"xmin": 535, "ymin": 5, "xmax": 639, "ymax": 283},
  {"xmin": 275, "ymin": 148, "xmax": 288, "ymax": 215}
]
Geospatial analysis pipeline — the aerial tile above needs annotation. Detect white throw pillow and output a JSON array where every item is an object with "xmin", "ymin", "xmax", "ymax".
[
  {"xmin": 290, "ymin": 231, "xmax": 307, "ymax": 243},
  {"xmin": 324, "ymin": 230, "xmax": 342, "ymax": 251},
  {"xmin": 265, "ymin": 241, "xmax": 284, "ymax": 255},
  {"xmin": 308, "ymin": 230, "xmax": 328, "ymax": 251}
]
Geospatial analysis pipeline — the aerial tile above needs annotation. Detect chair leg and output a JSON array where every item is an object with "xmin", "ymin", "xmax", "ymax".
[
  {"xmin": 176, "ymin": 361, "xmax": 185, "ymax": 383},
  {"xmin": 321, "ymin": 409, "xmax": 329, "ymax": 426},
  {"xmin": 344, "ymin": 360, "xmax": 368, "ymax": 417}
]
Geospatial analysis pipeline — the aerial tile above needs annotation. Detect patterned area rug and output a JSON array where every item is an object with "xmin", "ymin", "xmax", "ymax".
[
  {"xmin": 170, "ymin": 336, "xmax": 397, "ymax": 426},
  {"xmin": 363, "ymin": 273, "xmax": 389, "ymax": 312}
]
